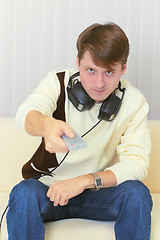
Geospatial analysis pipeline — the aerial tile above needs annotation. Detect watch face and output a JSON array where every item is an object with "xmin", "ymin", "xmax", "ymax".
[
  {"xmin": 90, "ymin": 173, "xmax": 103, "ymax": 190},
  {"xmin": 96, "ymin": 178, "xmax": 102, "ymax": 187}
]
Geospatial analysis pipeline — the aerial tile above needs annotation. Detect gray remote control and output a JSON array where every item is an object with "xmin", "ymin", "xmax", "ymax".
[{"xmin": 62, "ymin": 131, "xmax": 87, "ymax": 151}]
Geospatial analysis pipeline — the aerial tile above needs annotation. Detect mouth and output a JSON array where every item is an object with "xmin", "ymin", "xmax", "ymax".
[
  {"xmin": 91, "ymin": 89, "xmax": 108, "ymax": 102},
  {"xmin": 92, "ymin": 89, "xmax": 106, "ymax": 94}
]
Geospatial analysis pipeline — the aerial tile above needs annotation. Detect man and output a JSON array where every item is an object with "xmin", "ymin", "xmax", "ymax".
[{"xmin": 7, "ymin": 22, "xmax": 152, "ymax": 240}]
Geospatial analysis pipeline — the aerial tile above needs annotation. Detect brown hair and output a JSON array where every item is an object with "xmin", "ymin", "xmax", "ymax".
[{"xmin": 76, "ymin": 22, "xmax": 129, "ymax": 69}]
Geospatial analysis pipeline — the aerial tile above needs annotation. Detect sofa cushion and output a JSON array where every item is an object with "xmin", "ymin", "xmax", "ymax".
[{"xmin": 150, "ymin": 194, "xmax": 160, "ymax": 239}]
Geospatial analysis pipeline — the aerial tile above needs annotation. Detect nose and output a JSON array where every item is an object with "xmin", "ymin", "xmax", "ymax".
[{"xmin": 95, "ymin": 74, "xmax": 105, "ymax": 89}]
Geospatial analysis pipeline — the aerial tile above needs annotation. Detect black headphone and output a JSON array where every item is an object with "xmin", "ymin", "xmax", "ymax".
[{"xmin": 67, "ymin": 72, "xmax": 125, "ymax": 121}]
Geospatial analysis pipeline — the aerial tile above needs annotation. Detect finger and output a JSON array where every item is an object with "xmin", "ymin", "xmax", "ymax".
[
  {"xmin": 53, "ymin": 192, "xmax": 61, "ymax": 206},
  {"xmin": 45, "ymin": 136, "xmax": 68, "ymax": 153},
  {"xmin": 47, "ymin": 189, "xmax": 60, "ymax": 206},
  {"xmin": 46, "ymin": 187, "xmax": 52, "ymax": 198},
  {"xmin": 53, "ymin": 201, "xmax": 59, "ymax": 207},
  {"xmin": 47, "ymin": 185, "xmax": 56, "ymax": 201},
  {"xmin": 59, "ymin": 198, "xmax": 69, "ymax": 206},
  {"xmin": 58, "ymin": 137, "xmax": 69, "ymax": 150},
  {"xmin": 62, "ymin": 125, "xmax": 75, "ymax": 138}
]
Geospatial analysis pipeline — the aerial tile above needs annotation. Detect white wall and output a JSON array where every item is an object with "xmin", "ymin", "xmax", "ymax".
[{"xmin": 0, "ymin": 0, "xmax": 160, "ymax": 119}]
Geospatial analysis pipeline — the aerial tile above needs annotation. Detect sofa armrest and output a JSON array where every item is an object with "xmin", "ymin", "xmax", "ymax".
[{"xmin": 143, "ymin": 120, "xmax": 160, "ymax": 193}]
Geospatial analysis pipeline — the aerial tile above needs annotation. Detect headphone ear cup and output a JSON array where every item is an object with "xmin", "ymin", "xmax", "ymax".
[
  {"xmin": 68, "ymin": 82, "xmax": 94, "ymax": 111},
  {"xmin": 98, "ymin": 93, "xmax": 122, "ymax": 121}
]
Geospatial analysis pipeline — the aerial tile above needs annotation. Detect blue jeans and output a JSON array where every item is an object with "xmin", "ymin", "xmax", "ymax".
[{"xmin": 6, "ymin": 179, "xmax": 152, "ymax": 240}]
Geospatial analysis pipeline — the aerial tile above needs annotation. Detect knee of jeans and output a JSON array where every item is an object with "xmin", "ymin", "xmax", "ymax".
[
  {"xmin": 9, "ymin": 179, "xmax": 39, "ymax": 204},
  {"xmin": 121, "ymin": 180, "xmax": 153, "ymax": 211}
]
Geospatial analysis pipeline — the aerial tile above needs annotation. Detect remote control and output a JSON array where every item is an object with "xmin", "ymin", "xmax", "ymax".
[{"xmin": 62, "ymin": 131, "xmax": 87, "ymax": 151}]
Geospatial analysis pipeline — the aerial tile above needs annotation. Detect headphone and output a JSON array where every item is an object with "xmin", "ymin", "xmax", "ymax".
[{"xmin": 67, "ymin": 72, "xmax": 126, "ymax": 121}]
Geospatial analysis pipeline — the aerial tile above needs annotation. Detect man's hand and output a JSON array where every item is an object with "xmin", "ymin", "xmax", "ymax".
[
  {"xmin": 43, "ymin": 117, "xmax": 75, "ymax": 153},
  {"xmin": 47, "ymin": 171, "xmax": 117, "ymax": 206},
  {"xmin": 25, "ymin": 110, "xmax": 75, "ymax": 153},
  {"xmin": 47, "ymin": 175, "xmax": 94, "ymax": 206}
]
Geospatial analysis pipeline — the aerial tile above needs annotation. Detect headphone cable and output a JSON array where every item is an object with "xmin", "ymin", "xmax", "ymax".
[
  {"xmin": 0, "ymin": 204, "xmax": 9, "ymax": 234},
  {"xmin": 0, "ymin": 119, "xmax": 102, "ymax": 233},
  {"xmin": 81, "ymin": 119, "xmax": 102, "ymax": 138}
]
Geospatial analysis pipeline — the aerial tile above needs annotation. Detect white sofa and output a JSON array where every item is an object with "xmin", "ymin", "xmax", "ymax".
[{"xmin": 0, "ymin": 118, "xmax": 160, "ymax": 240}]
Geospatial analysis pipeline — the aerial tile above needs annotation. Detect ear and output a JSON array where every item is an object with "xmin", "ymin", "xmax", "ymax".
[
  {"xmin": 76, "ymin": 55, "xmax": 80, "ymax": 70},
  {"xmin": 121, "ymin": 62, "xmax": 127, "ymax": 75}
]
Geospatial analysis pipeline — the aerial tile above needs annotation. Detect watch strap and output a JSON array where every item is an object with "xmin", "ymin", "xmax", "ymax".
[{"xmin": 90, "ymin": 173, "xmax": 103, "ymax": 190}]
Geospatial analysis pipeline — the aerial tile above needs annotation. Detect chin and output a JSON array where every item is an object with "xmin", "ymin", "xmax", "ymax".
[
  {"xmin": 89, "ymin": 92, "xmax": 109, "ymax": 103},
  {"xmin": 95, "ymin": 100, "xmax": 105, "ymax": 103},
  {"xmin": 94, "ymin": 95, "xmax": 108, "ymax": 102}
]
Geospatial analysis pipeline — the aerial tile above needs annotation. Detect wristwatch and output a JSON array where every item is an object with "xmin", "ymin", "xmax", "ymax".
[{"xmin": 90, "ymin": 173, "xmax": 103, "ymax": 190}]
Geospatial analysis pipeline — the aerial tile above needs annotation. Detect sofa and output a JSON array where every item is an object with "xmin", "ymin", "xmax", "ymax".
[{"xmin": 0, "ymin": 118, "xmax": 160, "ymax": 240}]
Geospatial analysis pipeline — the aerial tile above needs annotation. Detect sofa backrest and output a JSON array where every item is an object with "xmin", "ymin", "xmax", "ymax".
[{"xmin": 0, "ymin": 118, "xmax": 160, "ymax": 193}]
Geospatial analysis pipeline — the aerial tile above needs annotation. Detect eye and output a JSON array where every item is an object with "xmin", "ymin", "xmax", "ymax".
[
  {"xmin": 106, "ymin": 71, "xmax": 112, "ymax": 75},
  {"xmin": 88, "ymin": 68, "xmax": 94, "ymax": 73}
]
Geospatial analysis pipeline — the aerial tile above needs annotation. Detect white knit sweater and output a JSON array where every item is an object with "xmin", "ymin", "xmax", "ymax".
[{"xmin": 15, "ymin": 69, "xmax": 151, "ymax": 186}]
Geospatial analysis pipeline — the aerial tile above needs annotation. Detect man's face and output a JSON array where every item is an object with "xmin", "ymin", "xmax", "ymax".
[{"xmin": 76, "ymin": 51, "xmax": 127, "ymax": 103}]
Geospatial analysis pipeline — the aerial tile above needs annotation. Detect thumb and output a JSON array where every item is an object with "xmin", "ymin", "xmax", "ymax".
[{"xmin": 62, "ymin": 125, "xmax": 75, "ymax": 138}]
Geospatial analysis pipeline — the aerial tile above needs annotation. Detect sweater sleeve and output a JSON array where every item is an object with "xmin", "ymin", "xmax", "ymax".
[
  {"xmin": 15, "ymin": 71, "xmax": 61, "ymax": 132},
  {"xmin": 105, "ymin": 97, "xmax": 151, "ymax": 185}
]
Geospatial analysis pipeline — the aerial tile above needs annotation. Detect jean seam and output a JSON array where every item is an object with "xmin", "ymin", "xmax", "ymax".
[
  {"xmin": 40, "ymin": 202, "xmax": 52, "ymax": 218},
  {"xmin": 69, "ymin": 204, "xmax": 119, "ymax": 218}
]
